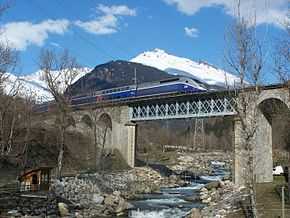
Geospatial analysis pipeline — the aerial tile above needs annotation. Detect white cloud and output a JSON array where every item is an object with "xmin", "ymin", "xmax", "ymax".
[
  {"xmin": 75, "ymin": 4, "xmax": 136, "ymax": 35},
  {"xmin": 50, "ymin": 42, "xmax": 61, "ymax": 48},
  {"xmin": 97, "ymin": 4, "xmax": 136, "ymax": 16},
  {"xmin": 75, "ymin": 14, "xmax": 118, "ymax": 35},
  {"xmin": 164, "ymin": 0, "xmax": 289, "ymax": 27},
  {"xmin": 184, "ymin": 27, "xmax": 199, "ymax": 38},
  {"xmin": 0, "ymin": 19, "xmax": 70, "ymax": 50}
]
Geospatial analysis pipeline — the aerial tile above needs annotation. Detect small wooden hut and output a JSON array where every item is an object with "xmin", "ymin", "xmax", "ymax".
[{"xmin": 19, "ymin": 167, "xmax": 53, "ymax": 192}]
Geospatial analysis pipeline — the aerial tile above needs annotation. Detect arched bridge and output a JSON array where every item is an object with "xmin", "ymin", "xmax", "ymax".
[{"xmin": 64, "ymin": 84, "xmax": 290, "ymax": 185}]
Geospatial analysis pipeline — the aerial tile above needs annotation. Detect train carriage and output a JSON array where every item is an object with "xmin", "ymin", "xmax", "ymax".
[{"xmin": 34, "ymin": 77, "xmax": 207, "ymax": 112}]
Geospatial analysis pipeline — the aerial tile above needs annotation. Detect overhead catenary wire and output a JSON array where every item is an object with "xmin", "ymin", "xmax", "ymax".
[
  {"xmin": 29, "ymin": 0, "xmax": 117, "ymax": 63},
  {"xmin": 55, "ymin": 0, "xmax": 136, "ymax": 59}
]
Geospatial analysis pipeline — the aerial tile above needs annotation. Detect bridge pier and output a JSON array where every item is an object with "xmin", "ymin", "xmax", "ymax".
[
  {"xmin": 234, "ymin": 114, "xmax": 274, "ymax": 186},
  {"xmin": 255, "ymin": 112, "xmax": 273, "ymax": 183},
  {"xmin": 233, "ymin": 118, "xmax": 247, "ymax": 186},
  {"xmin": 126, "ymin": 122, "xmax": 137, "ymax": 168}
]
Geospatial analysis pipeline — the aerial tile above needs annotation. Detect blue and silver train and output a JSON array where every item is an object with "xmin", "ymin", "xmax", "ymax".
[{"xmin": 34, "ymin": 77, "xmax": 206, "ymax": 112}]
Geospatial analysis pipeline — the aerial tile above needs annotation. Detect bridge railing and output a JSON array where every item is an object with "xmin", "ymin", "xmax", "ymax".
[{"xmin": 129, "ymin": 97, "xmax": 237, "ymax": 121}]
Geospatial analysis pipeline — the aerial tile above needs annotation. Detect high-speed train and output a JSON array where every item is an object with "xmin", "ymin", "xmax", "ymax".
[{"xmin": 34, "ymin": 77, "xmax": 207, "ymax": 112}]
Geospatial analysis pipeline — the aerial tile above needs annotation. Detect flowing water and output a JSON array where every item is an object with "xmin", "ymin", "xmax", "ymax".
[{"xmin": 128, "ymin": 161, "xmax": 230, "ymax": 218}]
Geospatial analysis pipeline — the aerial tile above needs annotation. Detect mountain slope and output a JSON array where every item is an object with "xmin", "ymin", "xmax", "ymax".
[
  {"xmin": 4, "ymin": 67, "xmax": 91, "ymax": 102},
  {"xmin": 69, "ymin": 60, "xmax": 175, "ymax": 96},
  {"xmin": 3, "ymin": 49, "xmax": 240, "ymax": 102},
  {"xmin": 131, "ymin": 49, "xmax": 240, "ymax": 87}
]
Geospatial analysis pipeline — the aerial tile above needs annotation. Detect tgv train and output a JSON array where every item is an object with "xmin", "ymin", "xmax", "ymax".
[{"xmin": 34, "ymin": 77, "xmax": 207, "ymax": 112}]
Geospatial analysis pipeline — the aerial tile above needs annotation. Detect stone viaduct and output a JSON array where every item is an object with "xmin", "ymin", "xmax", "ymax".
[{"xmin": 66, "ymin": 84, "xmax": 289, "ymax": 185}]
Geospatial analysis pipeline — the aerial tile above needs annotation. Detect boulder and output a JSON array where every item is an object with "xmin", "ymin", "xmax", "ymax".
[
  {"xmin": 7, "ymin": 210, "xmax": 22, "ymax": 217},
  {"xmin": 183, "ymin": 195, "xmax": 200, "ymax": 202},
  {"xmin": 202, "ymin": 197, "xmax": 212, "ymax": 204},
  {"xmin": 104, "ymin": 195, "xmax": 116, "ymax": 206},
  {"xmin": 205, "ymin": 181, "xmax": 220, "ymax": 190},
  {"xmin": 75, "ymin": 212, "xmax": 84, "ymax": 218},
  {"xmin": 200, "ymin": 193, "xmax": 209, "ymax": 200},
  {"xmin": 115, "ymin": 198, "xmax": 127, "ymax": 213},
  {"xmin": 113, "ymin": 191, "xmax": 121, "ymax": 196},
  {"xmin": 187, "ymin": 208, "xmax": 202, "ymax": 218},
  {"xmin": 200, "ymin": 187, "xmax": 208, "ymax": 193},
  {"xmin": 58, "ymin": 203, "xmax": 69, "ymax": 217},
  {"xmin": 92, "ymin": 194, "xmax": 104, "ymax": 204}
]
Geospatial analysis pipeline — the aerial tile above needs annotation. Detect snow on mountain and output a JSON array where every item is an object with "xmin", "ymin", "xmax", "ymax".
[
  {"xmin": 131, "ymin": 49, "xmax": 240, "ymax": 87},
  {"xmin": 3, "ymin": 49, "xmax": 241, "ymax": 102},
  {"xmin": 4, "ymin": 67, "xmax": 91, "ymax": 102}
]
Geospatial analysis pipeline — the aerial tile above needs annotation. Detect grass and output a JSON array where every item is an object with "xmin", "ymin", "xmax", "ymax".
[
  {"xmin": 256, "ymin": 176, "xmax": 290, "ymax": 218},
  {"xmin": 227, "ymin": 176, "xmax": 290, "ymax": 218}
]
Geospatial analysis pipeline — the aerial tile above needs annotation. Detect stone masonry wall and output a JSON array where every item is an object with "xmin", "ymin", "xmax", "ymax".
[{"xmin": 0, "ymin": 192, "xmax": 58, "ymax": 217}]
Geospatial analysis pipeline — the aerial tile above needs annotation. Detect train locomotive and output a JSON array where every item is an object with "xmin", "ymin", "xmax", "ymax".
[{"xmin": 34, "ymin": 77, "xmax": 207, "ymax": 112}]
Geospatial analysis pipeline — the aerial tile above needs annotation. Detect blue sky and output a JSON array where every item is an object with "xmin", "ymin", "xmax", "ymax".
[{"xmin": 0, "ymin": 0, "xmax": 288, "ymax": 82}]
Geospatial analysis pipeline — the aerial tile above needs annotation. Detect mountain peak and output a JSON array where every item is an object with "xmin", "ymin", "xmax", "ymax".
[
  {"xmin": 131, "ymin": 49, "xmax": 240, "ymax": 87},
  {"xmin": 139, "ymin": 48, "xmax": 170, "ymax": 58},
  {"xmin": 152, "ymin": 48, "xmax": 167, "ymax": 54}
]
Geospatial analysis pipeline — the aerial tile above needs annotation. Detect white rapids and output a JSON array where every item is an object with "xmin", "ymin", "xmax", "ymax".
[{"xmin": 129, "ymin": 208, "xmax": 190, "ymax": 218}]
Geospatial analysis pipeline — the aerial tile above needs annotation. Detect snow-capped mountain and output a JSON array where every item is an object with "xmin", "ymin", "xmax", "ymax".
[
  {"xmin": 131, "ymin": 49, "xmax": 240, "ymax": 87},
  {"xmin": 4, "ymin": 67, "xmax": 91, "ymax": 102},
  {"xmin": 3, "ymin": 49, "xmax": 241, "ymax": 102}
]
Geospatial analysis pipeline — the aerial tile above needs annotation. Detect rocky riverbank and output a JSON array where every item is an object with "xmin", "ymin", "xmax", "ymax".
[
  {"xmin": 169, "ymin": 151, "xmax": 233, "ymax": 176},
  {"xmin": 50, "ymin": 166, "xmax": 184, "ymax": 217},
  {"xmin": 0, "ymin": 152, "xmax": 239, "ymax": 218},
  {"xmin": 187, "ymin": 180, "xmax": 247, "ymax": 218},
  {"xmin": 50, "ymin": 152, "xmax": 236, "ymax": 218},
  {"xmin": 0, "ymin": 192, "xmax": 59, "ymax": 217}
]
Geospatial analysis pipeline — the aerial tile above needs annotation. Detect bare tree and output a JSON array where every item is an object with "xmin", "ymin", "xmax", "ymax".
[
  {"xmin": 274, "ymin": 19, "xmax": 290, "ymax": 203},
  {"xmin": 21, "ymin": 91, "xmax": 36, "ymax": 169},
  {"xmin": 224, "ymin": 1, "xmax": 264, "ymax": 217},
  {"xmin": 39, "ymin": 49, "xmax": 79, "ymax": 178},
  {"xmin": 82, "ymin": 108, "xmax": 110, "ymax": 171},
  {"xmin": 82, "ymin": 108, "xmax": 101, "ymax": 170},
  {"xmin": 274, "ymin": 21, "xmax": 290, "ymax": 84},
  {"xmin": 0, "ymin": 0, "xmax": 20, "ymax": 156},
  {"xmin": 0, "ymin": 44, "xmax": 19, "ymax": 155},
  {"xmin": 0, "ymin": 0, "xmax": 17, "ymax": 93}
]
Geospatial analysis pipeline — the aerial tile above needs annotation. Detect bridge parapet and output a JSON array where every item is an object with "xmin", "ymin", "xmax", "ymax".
[{"xmin": 129, "ymin": 96, "xmax": 237, "ymax": 121}]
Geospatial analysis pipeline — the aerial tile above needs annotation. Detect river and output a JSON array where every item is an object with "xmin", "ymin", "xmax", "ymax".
[{"xmin": 127, "ymin": 161, "xmax": 230, "ymax": 218}]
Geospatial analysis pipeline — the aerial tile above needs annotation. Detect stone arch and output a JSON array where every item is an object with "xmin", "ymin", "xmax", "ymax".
[
  {"xmin": 97, "ymin": 113, "xmax": 113, "ymax": 150},
  {"xmin": 74, "ymin": 106, "xmax": 137, "ymax": 168},
  {"xmin": 255, "ymin": 97, "xmax": 290, "ymax": 183},
  {"xmin": 257, "ymin": 89, "xmax": 290, "ymax": 109},
  {"xmin": 81, "ymin": 114, "xmax": 93, "ymax": 128}
]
